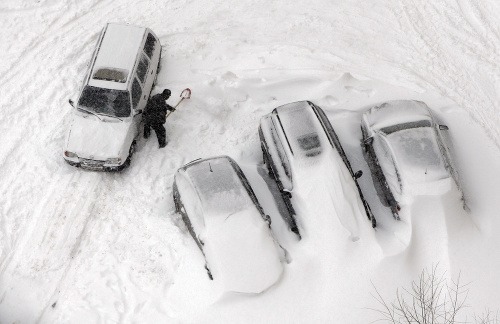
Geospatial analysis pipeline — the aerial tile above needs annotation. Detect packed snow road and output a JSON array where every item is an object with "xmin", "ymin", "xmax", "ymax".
[{"xmin": 0, "ymin": 0, "xmax": 499, "ymax": 322}]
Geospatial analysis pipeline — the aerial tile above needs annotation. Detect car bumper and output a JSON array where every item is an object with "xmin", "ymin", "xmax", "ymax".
[{"xmin": 64, "ymin": 157, "xmax": 122, "ymax": 171}]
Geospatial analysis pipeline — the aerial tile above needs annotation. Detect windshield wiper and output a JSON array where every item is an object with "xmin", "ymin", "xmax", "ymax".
[
  {"xmin": 99, "ymin": 113, "xmax": 123, "ymax": 122},
  {"xmin": 78, "ymin": 108, "xmax": 124, "ymax": 122},
  {"xmin": 78, "ymin": 107, "xmax": 103, "ymax": 121}
]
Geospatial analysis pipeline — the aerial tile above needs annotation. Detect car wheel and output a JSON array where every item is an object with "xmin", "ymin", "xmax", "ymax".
[{"xmin": 116, "ymin": 140, "xmax": 136, "ymax": 171}]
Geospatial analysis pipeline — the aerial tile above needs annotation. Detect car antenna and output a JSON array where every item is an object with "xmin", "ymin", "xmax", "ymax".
[{"xmin": 209, "ymin": 163, "xmax": 213, "ymax": 172}]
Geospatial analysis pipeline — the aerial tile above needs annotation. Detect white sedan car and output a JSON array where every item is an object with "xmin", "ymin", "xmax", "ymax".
[
  {"xmin": 361, "ymin": 100, "xmax": 461, "ymax": 218},
  {"xmin": 63, "ymin": 23, "xmax": 161, "ymax": 171},
  {"xmin": 173, "ymin": 156, "xmax": 284, "ymax": 294}
]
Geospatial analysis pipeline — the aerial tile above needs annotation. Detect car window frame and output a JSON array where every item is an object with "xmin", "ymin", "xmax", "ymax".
[
  {"xmin": 131, "ymin": 77, "xmax": 143, "ymax": 111},
  {"xmin": 143, "ymin": 32, "xmax": 157, "ymax": 59},
  {"xmin": 376, "ymin": 134, "xmax": 403, "ymax": 193},
  {"xmin": 270, "ymin": 118, "xmax": 293, "ymax": 185},
  {"xmin": 311, "ymin": 102, "xmax": 354, "ymax": 174}
]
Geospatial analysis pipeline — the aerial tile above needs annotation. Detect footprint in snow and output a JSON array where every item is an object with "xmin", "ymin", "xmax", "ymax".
[
  {"xmin": 344, "ymin": 85, "xmax": 375, "ymax": 97},
  {"xmin": 324, "ymin": 95, "xmax": 338, "ymax": 106},
  {"xmin": 440, "ymin": 105, "xmax": 461, "ymax": 114}
]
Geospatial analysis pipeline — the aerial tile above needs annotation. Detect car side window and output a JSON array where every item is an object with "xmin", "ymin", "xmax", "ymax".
[
  {"xmin": 131, "ymin": 78, "xmax": 142, "ymax": 109},
  {"xmin": 144, "ymin": 33, "xmax": 156, "ymax": 59},
  {"xmin": 376, "ymin": 137, "xmax": 402, "ymax": 193},
  {"xmin": 136, "ymin": 54, "xmax": 149, "ymax": 83},
  {"xmin": 270, "ymin": 122, "xmax": 292, "ymax": 181}
]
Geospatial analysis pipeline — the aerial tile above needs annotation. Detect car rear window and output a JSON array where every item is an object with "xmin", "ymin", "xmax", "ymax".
[
  {"xmin": 92, "ymin": 68, "xmax": 128, "ymax": 83},
  {"xmin": 380, "ymin": 120, "xmax": 432, "ymax": 135},
  {"xmin": 277, "ymin": 106, "xmax": 323, "ymax": 157}
]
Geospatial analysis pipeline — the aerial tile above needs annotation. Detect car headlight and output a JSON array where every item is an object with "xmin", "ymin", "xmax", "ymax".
[
  {"xmin": 64, "ymin": 151, "xmax": 78, "ymax": 158},
  {"xmin": 106, "ymin": 157, "xmax": 122, "ymax": 165}
]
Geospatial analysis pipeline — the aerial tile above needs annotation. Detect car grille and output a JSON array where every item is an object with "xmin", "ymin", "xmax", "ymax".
[{"xmin": 80, "ymin": 158, "xmax": 106, "ymax": 170}]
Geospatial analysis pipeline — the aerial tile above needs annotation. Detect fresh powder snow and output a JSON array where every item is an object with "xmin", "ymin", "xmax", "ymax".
[{"xmin": 0, "ymin": 0, "xmax": 499, "ymax": 323}]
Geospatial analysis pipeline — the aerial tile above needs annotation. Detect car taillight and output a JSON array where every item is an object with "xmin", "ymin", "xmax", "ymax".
[{"xmin": 64, "ymin": 151, "xmax": 77, "ymax": 158}]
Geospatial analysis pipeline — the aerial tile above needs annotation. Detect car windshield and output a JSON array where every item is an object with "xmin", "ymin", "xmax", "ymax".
[
  {"xmin": 385, "ymin": 127, "xmax": 449, "ymax": 183},
  {"xmin": 380, "ymin": 120, "xmax": 432, "ymax": 135},
  {"xmin": 187, "ymin": 159, "xmax": 254, "ymax": 218},
  {"xmin": 78, "ymin": 86, "xmax": 131, "ymax": 118}
]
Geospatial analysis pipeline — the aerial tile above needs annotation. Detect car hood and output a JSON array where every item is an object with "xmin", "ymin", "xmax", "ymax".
[
  {"xmin": 204, "ymin": 208, "xmax": 283, "ymax": 294},
  {"xmin": 65, "ymin": 114, "xmax": 132, "ymax": 160}
]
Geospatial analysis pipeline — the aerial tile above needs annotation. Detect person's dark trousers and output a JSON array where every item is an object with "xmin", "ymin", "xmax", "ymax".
[
  {"xmin": 144, "ymin": 123, "xmax": 152, "ymax": 139},
  {"xmin": 152, "ymin": 123, "xmax": 167, "ymax": 147},
  {"xmin": 144, "ymin": 122, "xmax": 167, "ymax": 147}
]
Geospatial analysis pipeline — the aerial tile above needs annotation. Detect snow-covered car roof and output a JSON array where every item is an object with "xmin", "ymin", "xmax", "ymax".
[
  {"xmin": 176, "ymin": 156, "xmax": 283, "ymax": 293},
  {"xmin": 363, "ymin": 100, "xmax": 433, "ymax": 132},
  {"xmin": 89, "ymin": 23, "xmax": 147, "ymax": 90},
  {"xmin": 272, "ymin": 101, "xmax": 326, "ymax": 159},
  {"xmin": 364, "ymin": 100, "xmax": 452, "ymax": 195}
]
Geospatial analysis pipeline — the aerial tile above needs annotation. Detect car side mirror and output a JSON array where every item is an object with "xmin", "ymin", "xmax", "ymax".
[
  {"xmin": 354, "ymin": 170, "xmax": 363, "ymax": 179},
  {"xmin": 68, "ymin": 99, "xmax": 75, "ymax": 108},
  {"xmin": 439, "ymin": 125, "xmax": 449, "ymax": 131}
]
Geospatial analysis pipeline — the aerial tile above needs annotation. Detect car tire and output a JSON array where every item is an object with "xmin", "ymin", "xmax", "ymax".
[{"xmin": 115, "ymin": 140, "xmax": 136, "ymax": 171}]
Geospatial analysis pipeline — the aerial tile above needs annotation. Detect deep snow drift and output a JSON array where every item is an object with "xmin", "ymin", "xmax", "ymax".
[{"xmin": 0, "ymin": 0, "xmax": 499, "ymax": 323}]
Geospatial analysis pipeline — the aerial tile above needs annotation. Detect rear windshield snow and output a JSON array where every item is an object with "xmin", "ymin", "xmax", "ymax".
[
  {"xmin": 78, "ymin": 86, "xmax": 131, "ymax": 118},
  {"xmin": 277, "ymin": 107, "xmax": 323, "ymax": 157},
  {"xmin": 380, "ymin": 120, "xmax": 432, "ymax": 135},
  {"xmin": 92, "ymin": 68, "xmax": 128, "ymax": 83}
]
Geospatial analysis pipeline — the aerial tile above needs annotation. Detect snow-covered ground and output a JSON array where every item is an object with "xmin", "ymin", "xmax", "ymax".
[{"xmin": 0, "ymin": 0, "xmax": 499, "ymax": 322}]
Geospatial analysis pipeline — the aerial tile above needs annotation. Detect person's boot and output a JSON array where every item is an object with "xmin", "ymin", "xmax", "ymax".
[{"xmin": 158, "ymin": 138, "xmax": 167, "ymax": 148}]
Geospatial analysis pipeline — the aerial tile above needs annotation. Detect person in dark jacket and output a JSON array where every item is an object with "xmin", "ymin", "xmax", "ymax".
[{"xmin": 144, "ymin": 89, "xmax": 175, "ymax": 148}]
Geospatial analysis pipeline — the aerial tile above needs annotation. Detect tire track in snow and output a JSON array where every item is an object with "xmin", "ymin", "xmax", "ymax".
[
  {"xmin": 0, "ymin": 0, "xmax": 119, "ymax": 283},
  {"xmin": 35, "ymin": 155, "xmax": 187, "ymax": 322},
  {"xmin": 0, "ymin": 170, "xmax": 104, "ymax": 321},
  {"xmin": 392, "ymin": 1, "xmax": 500, "ymax": 148}
]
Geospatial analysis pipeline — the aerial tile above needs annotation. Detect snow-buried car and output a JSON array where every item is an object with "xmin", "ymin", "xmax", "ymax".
[
  {"xmin": 361, "ymin": 100, "xmax": 462, "ymax": 218},
  {"xmin": 173, "ymin": 156, "xmax": 284, "ymax": 294},
  {"xmin": 63, "ymin": 23, "xmax": 161, "ymax": 171},
  {"xmin": 259, "ymin": 101, "xmax": 376, "ymax": 235}
]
